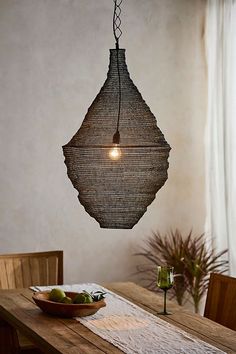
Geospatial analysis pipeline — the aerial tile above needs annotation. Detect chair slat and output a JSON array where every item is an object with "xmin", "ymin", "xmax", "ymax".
[
  {"xmin": 29, "ymin": 257, "xmax": 40, "ymax": 286},
  {"xmin": 38, "ymin": 256, "xmax": 48, "ymax": 285},
  {"xmin": 5, "ymin": 259, "xmax": 16, "ymax": 289},
  {"xmin": 0, "ymin": 260, "xmax": 8, "ymax": 289},
  {"xmin": 48, "ymin": 256, "xmax": 58, "ymax": 285},
  {"xmin": 21, "ymin": 257, "xmax": 32, "ymax": 288},
  {"xmin": 13, "ymin": 258, "xmax": 24, "ymax": 288}
]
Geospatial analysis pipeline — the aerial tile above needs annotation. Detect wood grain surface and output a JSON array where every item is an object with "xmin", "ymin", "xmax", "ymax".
[
  {"xmin": 106, "ymin": 282, "xmax": 236, "ymax": 353},
  {"xmin": 0, "ymin": 251, "xmax": 63, "ymax": 289},
  {"xmin": 0, "ymin": 282, "xmax": 235, "ymax": 354},
  {"xmin": 204, "ymin": 273, "xmax": 236, "ymax": 331}
]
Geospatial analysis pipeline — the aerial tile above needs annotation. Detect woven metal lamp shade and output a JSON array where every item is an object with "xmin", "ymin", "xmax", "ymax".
[{"xmin": 63, "ymin": 49, "xmax": 171, "ymax": 229}]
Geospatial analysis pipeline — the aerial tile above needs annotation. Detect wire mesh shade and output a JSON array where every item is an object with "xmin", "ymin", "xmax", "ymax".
[{"xmin": 63, "ymin": 49, "xmax": 171, "ymax": 229}]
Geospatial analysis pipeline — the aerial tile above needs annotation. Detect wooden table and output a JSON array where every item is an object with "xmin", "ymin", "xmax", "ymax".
[{"xmin": 0, "ymin": 282, "xmax": 235, "ymax": 354}]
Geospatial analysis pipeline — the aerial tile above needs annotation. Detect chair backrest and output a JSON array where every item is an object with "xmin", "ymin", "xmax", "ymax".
[
  {"xmin": 204, "ymin": 272, "xmax": 236, "ymax": 331},
  {"xmin": 0, "ymin": 250, "xmax": 63, "ymax": 289}
]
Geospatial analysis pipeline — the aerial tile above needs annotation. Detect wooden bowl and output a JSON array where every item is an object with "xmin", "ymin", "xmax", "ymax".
[{"xmin": 32, "ymin": 291, "xmax": 106, "ymax": 318}]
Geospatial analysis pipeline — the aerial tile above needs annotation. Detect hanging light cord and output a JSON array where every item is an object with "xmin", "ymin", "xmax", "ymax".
[
  {"xmin": 112, "ymin": 0, "xmax": 123, "ymax": 144},
  {"xmin": 113, "ymin": 0, "xmax": 123, "ymax": 49}
]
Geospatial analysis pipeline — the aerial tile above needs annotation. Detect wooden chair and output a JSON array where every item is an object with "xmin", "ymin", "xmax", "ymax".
[
  {"xmin": 0, "ymin": 250, "xmax": 63, "ymax": 353},
  {"xmin": 0, "ymin": 250, "xmax": 63, "ymax": 289},
  {"xmin": 204, "ymin": 272, "xmax": 236, "ymax": 331}
]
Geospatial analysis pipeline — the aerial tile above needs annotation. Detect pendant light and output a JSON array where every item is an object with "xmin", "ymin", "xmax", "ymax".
[{"xmin": 63, "ymin": 0, "xmax": 171, "ymax": 229}]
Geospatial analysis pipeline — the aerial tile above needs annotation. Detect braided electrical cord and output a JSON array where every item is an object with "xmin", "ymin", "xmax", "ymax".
[
  {"xmin": 112, "ymin": 0, "xmax": 123, "ymax": 143},
  {"xmin": 113, "ymin": 0, "xmax": 123, "ymax": 49}
]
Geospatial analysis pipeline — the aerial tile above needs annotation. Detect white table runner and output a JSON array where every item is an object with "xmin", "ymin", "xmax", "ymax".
[{"xmin": 31, "ymin": 283, "xmax": 226, "ymax": 354}]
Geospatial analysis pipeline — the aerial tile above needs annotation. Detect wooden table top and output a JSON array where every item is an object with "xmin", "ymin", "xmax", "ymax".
[{"xmin": 0, "ymin": 282, "xmax": 235, "ymax": 354}]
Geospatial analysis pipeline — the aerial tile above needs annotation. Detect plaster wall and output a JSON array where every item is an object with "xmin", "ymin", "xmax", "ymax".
[{"xmin": 0, "ymin": 0, "xmax": 206, "ymax": 284}]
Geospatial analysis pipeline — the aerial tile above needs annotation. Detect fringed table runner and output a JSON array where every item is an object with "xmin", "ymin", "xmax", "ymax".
[{"xmin": 31, "ymin": 284, "xmax": 226, "ymax": 354}]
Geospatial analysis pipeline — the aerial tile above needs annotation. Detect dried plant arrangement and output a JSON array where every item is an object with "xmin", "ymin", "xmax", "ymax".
[
  {"xmin": 134, "ymin": 229, "xmax": 228, "ymax": 312},
  {"xmin": 183, "ymin": 233, "xmax": 228, "ymax": 313}
]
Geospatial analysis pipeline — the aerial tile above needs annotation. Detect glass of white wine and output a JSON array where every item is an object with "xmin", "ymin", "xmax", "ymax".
[{"xmin": 157, "ymin": 266, "xmax": 174, "ymax": 315}]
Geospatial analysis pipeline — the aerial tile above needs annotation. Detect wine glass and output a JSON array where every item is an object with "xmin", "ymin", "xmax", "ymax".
[{"xmin": 157, "ymin": 266, "xmax": 174, "ymax": 315}]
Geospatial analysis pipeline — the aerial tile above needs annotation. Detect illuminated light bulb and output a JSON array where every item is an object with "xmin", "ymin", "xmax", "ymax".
[{"xmin": 109, "ymin": 144, "xmax": 121, "ymax": 161}]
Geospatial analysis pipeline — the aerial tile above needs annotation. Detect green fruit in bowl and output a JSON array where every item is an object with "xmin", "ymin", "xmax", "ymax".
[
  {"xmin": 49, "ymin": 288, "xmax": 66, "ymax": 302},
  {"xmin": 61, "ymin": 296, "xmax": 72, "ymax": 304},
  {"xmin": 73, "ymin": 292, "xmax": 93, "ymax": 304},
  {"xmin": 83, "ymin": 293, "xmax": 93, "ymax": 303}
]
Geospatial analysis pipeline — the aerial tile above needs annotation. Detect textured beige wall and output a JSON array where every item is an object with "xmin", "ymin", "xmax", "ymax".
[{"xmin": 0, "ymin": 0, "xmax": 206, "ymax": 284}]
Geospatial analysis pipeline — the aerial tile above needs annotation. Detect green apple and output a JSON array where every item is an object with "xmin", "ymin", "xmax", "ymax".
[
  {"xmin": 73, "ymin": 292, "xmax": 93, "ymax": 304},
  {"xmin": 49, "ymin": 288, "xmax": 66, "ymax": 302},
  {"xmin": 61, "ymin": 296, "xmax": 72, "ymax": 304}
]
